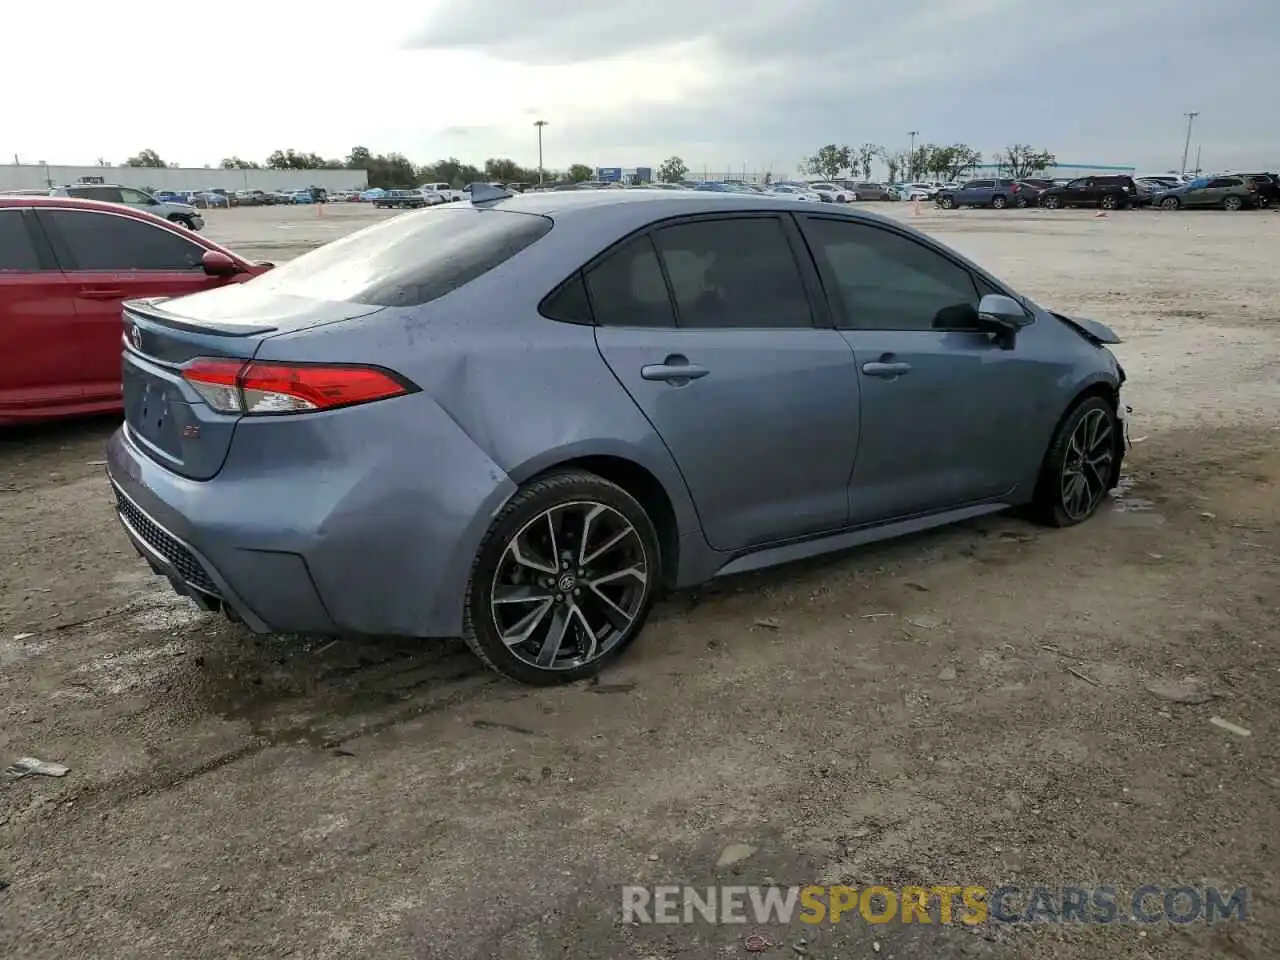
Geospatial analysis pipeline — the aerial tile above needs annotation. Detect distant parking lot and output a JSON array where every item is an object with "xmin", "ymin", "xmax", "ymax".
[{"xmin": 2, "ymin": 201, "xmax": 1277, "ymax": 959}]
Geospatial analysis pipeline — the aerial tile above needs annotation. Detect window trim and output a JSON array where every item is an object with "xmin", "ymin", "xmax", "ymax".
[
  {"xmin": 0, "ymin": 207, "xmax": 61, "ymax": 272},
  {"xmin": 35, "ymin": 207, "xmax": 208, "ymax": 272},
  {"xmin": 795, "ymin": 213, "xmax": 1034, "ymax": 332}
]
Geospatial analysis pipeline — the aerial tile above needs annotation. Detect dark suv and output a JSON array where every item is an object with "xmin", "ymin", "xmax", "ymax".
[
  {"xmin": 1038, "ymin": 175, "xmax": 1140, "ymax": 210},
  {"xmin": 1233, "ymin": 173, "xmax": 1279, "ymax": 209}
]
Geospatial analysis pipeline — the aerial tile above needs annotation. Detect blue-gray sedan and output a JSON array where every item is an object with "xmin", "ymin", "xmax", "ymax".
[{"xmin": 106, "ymin": 189, "xmax": 1129, "ymax": 684}]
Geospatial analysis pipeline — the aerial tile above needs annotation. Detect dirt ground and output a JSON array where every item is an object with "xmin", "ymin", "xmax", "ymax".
[{"xmin": 1, "ymin": 202, "xmax": 1277, "ymax": 960}]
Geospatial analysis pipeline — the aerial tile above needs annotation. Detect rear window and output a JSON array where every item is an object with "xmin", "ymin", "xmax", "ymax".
[{"xmin": 247, "ymin": 207, "xmax": 553, "ymax": 307}]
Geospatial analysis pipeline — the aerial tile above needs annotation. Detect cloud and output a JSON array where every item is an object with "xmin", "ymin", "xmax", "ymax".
[{"xmin": 405, "ymin": 0, "xmax": 1280, "ymax": 173}]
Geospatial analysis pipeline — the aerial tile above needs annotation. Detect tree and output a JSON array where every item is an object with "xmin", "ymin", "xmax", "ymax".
[
  {"xmin": 220, "ymin": 156, "xmax": 260, "ymax": 169},
  {"xmin": 657, "ymin": 156, "xmax": 688, "ymax": 183},
  {"xmin": 483, "ymin": 157, "xmax": 526, "ymax": 183},
  {"xmin": 266, "ymin": 149, "xmax": 340, "ymax": 171},
  {"xmin": 940, "ymin": 144, "xmax": 982, "ymax": 181},
  {"xmin": 883, "ymin": 149, "xmax": 908, "ymax": 183},
  {"xmin": 346, "ymin": 146, "xmax": 373, "ymax": 169},
  {"xmin": 856, "ymin": 143, "xmax": 882, "ymax": 181},
  {"xmin": 124, "ymin": 149, "xmax": 166, "ymax": 168},
  {"xmin": 805, "ymin": 144, "xmax": 851, "ymax": 181},
  {"xmin": 993, "ymin": 144, "xmax": 1056, "ymax": 179},
  {"xmin": 418, "ymin": 158, "xmax": 484, "ymax": 189},
  {"xmin": 567, "ymin": 163, "xmax": 595, "ymax": 182}
]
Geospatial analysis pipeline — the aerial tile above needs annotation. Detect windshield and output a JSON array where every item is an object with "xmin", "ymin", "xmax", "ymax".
[{"xmin": 245, "ymin": 206, "xmax": 553, "ymax": 307}]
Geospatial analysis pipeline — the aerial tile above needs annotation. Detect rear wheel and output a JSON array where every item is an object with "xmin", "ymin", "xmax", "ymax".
[
  {"xmin": 462, "ymin": 470, "xmax": 661, "ymax": 685},
  {"xmin": 1031, "ymin": 397, "xmax": 1120, "ymax": 527},
  {"xmin": 1160, "ymin": 196, "xmax": 1180, "ymax": 211},
  {"xmin": 1223, "ymin": 195, "xmax": 1243, "ymax": 211}
]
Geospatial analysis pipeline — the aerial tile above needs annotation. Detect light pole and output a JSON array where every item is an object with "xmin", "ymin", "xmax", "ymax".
[
  {"xmin": 908, "ymin": 130, "xmax": 918, "ymax": 180},
  {"xmin": 533, "ymin": 120, "xmax": 548, "ymax": 185},
  {"xmin": 1180, "ymin": 112, "xmax": 1198, "ymax": 177}
]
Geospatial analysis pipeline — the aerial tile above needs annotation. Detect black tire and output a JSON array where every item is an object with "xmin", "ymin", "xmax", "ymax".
[
  {"xmin": 1100, "ymin": 194, "xmax": 1119, "ymax": 210},
  {"xmin": 169, "ymin": 215, "xmax": 195, "ymax": 230},
  {"xmin": 1030, "ymin": 396, "xmax": 1120, "ymax": 528},
  {"xmin": 1042, "ymin": 195, "xmax": 1060, "ymax": 210},
  {"xmin": 1015, "ymin": 196, "xmax": 1029, "ymax": 208},
  {"xmin": 1256, "ymin": 195, "xmax": 1270, "ymax": 209},
  {"xmin": 462, "ymin": 469, "xmax": 662, "ymax": 685},
  {"xmin": 991, "ymin": 195, "xmax": 1008, "ymax": 209},
  {"xmin": 1222, "ymin": 195, "xmax": 1243, "ymax": 211},
  {"xmin": 1160, "ymin": 196, "xmax": 1180, "ymax": 211},
  {"xmin": 937, "ymin": 196, "xmax": 954, "ymax": 209}
]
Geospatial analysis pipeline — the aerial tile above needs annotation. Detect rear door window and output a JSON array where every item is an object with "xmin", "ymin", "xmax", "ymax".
[
  {"xmin": 39, "ymin": 209, "xmax": 206, "ymax": 271},
  {"xmin": 652, "ymin": 216, "xmax": 814, "ymax": 330},
  {"xmin": 0, "ymin": 210, "xmax": 43, "ymax": 271},
  {"xmin": 248, "ymin": 207, "xmax": 552, "ymax": 307},
  {"xmin": 584, "ymin": 235, "xmax": 675, "ymax": 328}
]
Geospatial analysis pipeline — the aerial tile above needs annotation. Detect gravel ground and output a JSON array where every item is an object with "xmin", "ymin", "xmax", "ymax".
[{"xmin": 1, "ymin": 202, "xmax": 1277, "ymax": 960}]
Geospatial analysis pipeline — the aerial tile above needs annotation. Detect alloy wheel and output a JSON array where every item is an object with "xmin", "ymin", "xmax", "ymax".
[
  {"xmin": 1059, "ymin": 408, "xmax": 1114, "ymax": 522},
  {"xmin": 489, "ymin": 501, "xmax": 649, "ymax": 671},
  {"xmin": 1161, "ymin": 197, "xmax": 1179, "ymax": 210},
  {"xmin": 1043, "ymin": 196, "xmax": 1059, "ymax": 209},
  {"xmin": 1224, "ymin": 196, "xmax": 1242, "ymax": 211},
  {"xmin": 1101, "ymin": 195, "xmax": 1117, "ymax": 210}
]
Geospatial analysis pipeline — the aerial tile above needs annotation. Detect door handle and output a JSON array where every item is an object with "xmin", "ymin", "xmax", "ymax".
[
  {"xmin": 861, "ymin": 360, "xmax": 912, "ymax": 378},
  {"xmin": 81, "ymin": 288, "xmax": 125, "ymax": 299},
  {"xmin": 642, "ymin": 355, "xmax": 709, "ymax": 383}
]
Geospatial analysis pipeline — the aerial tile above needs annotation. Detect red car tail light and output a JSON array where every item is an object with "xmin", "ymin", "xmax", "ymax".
[{"xmin": 182, "ymin": 358, "xmax": 417, "ymax": 415}]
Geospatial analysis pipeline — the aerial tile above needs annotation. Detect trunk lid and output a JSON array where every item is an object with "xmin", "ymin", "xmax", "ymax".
[{"xmin": 122, "ymin": 291, "xmax": 383, "ymax": 480}]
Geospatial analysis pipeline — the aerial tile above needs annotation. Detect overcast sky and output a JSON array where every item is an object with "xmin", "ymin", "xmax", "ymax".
[{"xmin": 4, "ymin": 0, "xmax": 1277, "ymax": 177}]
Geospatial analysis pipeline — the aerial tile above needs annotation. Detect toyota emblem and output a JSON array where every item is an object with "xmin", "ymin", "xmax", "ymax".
[{"xmin": 130, "ymin": 325, "xmax": 142, "ymax": 350}]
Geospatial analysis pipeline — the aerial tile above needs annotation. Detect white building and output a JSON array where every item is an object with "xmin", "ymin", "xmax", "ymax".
[{"xmin": 0, "ymin": 163, "xmax": 368, "ymax": 193}]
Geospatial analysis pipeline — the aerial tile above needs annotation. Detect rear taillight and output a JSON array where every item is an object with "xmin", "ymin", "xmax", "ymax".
[{"xmin": 182, "ymin": 358, "xmax": 416, "ymax": 415}]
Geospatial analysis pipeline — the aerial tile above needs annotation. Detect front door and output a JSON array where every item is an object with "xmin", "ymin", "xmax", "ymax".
[
  {"xmin": 589, "ymin": 215, "xmax": 861, "ymax": 551},
  {"xmin": 35, "ymin": 207, "xmax": 227, "ymax": 401},
  {"xmin": 797, "ymin": 214, "xmax": 1042, "ymax": 525}
]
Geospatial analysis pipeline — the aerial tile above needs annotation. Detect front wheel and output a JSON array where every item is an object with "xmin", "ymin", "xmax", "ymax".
[
  {"xmin": 169, "ymin": 216, "xmax": 195, "ymax": 230},
  {"xmin": 1100, "ymin": 194, "xmax": 1118, "ymax": 210},
  {"xmin": 991, "ymin": 195, "xmax": 1008, "ymax": 209},
  {"xmin": 1041, "ymin": 196, "xmax": 1060, "ymax": 210},
  {"xmin": 937, "ymin": 196, "xmax": 954, "ymax": 209},
  {"xmin": 1160, "ymin": 196, "xmax": 1180, "ymax": 211},
  {"xmin": 1223, "ymin": 195, "xmax": 1243, "ymax": 211},
  {"xmin": 462, "ymin": 470, "xmax": 661, "ymax": 685},
  {"xmin": 1031, "ymin": 397, "xmax": 1120, "ymax": 528}
]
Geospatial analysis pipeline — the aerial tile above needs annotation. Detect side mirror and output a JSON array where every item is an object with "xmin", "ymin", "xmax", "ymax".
[
  {"xmin": 977, "ymin": 293, "xmax": 1030, "ymax": 329},
  {"xmin": 202, "ymin": 250, "xmax": 241, "ymax": 277},
  {"xmin": 975, "ymin": 293, "xmax": 1030, "ymax": 347}
]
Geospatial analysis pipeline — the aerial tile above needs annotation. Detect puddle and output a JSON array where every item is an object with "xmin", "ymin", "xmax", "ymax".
[{"xmin": 1107, "ymin": 476, "xmax": 1167, "ymax": 526}]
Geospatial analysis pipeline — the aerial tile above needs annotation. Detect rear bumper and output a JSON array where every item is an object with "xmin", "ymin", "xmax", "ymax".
[{"xmin": 104, "ymin": 400, "xmax": 518, "ymax": 638}]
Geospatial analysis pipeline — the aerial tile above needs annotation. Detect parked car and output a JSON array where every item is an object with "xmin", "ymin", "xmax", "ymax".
[
  {"xmin": 104, "ymin": 190, "xmax": 1129, "ymax": 685},
  {"xmin": 50, "ymin": 184, "xmax": 203, "ymax": 230},
  {"xmin": 287, "ymin": 190, "xmax": 315, "ymax": 204},
  {"xmin": 1230, "ymin": 173, "xmax": 1280, "ymax": 209},
  {"xmin": 233, "ymin": 190, "xmax": 268, "ymax": 206},
  {"xmin": 850, "ymin": 182, "xmax": 893, "ymax": 201},
  {"xmin": 898, "ymin": 182, "xmax": 940, "ymax": 201},
  {"xmin": 1037, "ymin": 176, "xmax": 1141, "ymax": 210},
  {"xmin": 375, "ymin": 189, "xmax": 429, "ymax": 209},
  {"xmin": 0, "ymin": 195, "xmax": 270, "ymax": 424},
  {"xmin": 1153, "ymin": 176, "xmax": 1259, "ymax": 211},
  {"xmin": 935, "ymin": 178, "xmax": 1024, "ymax": 209},
  {"xmin": 808, "ymin": 183, "xmax": 856, "ymax": 203},
  {"xmin": 767, "ymin": 184, "xmax": 823, "ymax": 201}
]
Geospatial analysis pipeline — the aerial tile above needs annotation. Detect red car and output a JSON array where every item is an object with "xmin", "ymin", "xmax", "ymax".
[{"xmin": 0, "ymin": 195, "xmax": 271, "ymax": 424}]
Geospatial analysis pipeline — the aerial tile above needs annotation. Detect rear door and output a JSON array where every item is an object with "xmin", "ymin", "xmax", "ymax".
[
  {"xmin": 956, "ymin": 180, "xmax": 992, "ymax": 205},
  {"xmin": 34, "ymin": 207, "xmax": 230, "ymax": 401},
  {"xmin": 0, "ymin": 207, "xmax": 82, "ymax": 416},
  {"xmin": 591, "ymin": 213, "xmax": 861, "ymax": 551}
]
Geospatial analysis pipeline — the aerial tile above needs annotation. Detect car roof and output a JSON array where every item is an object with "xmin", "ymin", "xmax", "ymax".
[{"xmin": 474, "ymin": 187, "xmax": 899, "ymax": 220}]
